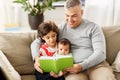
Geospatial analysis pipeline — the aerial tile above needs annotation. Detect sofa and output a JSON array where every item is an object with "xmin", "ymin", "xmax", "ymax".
[{"xmin": 0, "ymin": 26, "xmax": 120, "ymax": 80}]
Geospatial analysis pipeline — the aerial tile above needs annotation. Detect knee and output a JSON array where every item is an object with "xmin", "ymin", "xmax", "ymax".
[{"xmin": 89, "ymin": 67, "xmax": 116, "ymax": 80}]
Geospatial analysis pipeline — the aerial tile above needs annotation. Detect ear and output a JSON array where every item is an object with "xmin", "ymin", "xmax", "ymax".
[
  {"xmin": 81, "ymin": 9, "xmax": 83, "ymax": 16},
  {"xmin": 42, "ymin": 37, "xmax": 45, "ymax": 40}
]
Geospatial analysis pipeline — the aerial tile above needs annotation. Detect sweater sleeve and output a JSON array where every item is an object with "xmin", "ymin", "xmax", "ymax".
[
  {"xmin": 30, "ymin": 38, "xmax": 41, "ymax": 60},
  {"xmin": 80, "ymin": 25, "xmax": 106, "ymax": 70}
]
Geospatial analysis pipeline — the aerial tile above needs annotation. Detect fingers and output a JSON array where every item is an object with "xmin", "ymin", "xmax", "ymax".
[
  {"xmin": 50, "ymin": 71, "xmax": 58, "ymax": 78},
  {"xmin": 65, "ymin": 67, "xmax": 77, "ymax": 74},
  {"xmin": 58, "ymin": 71, "xmax": 63, "ymax": 77},
  {"xmin": 34, "ymin": 61, "xmax": 43, "ymax": 73}
]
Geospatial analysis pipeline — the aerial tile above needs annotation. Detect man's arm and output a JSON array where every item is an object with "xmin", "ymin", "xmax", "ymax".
[
  {"xmin": 30, "ymin": 38, "xmax": 41, "ymax": 60},
  {"xmin": 80, "ymin": 25, "xmax": 106, "ymax": 70}
]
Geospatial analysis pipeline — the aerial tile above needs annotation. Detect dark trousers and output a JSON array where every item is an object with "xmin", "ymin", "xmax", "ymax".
[{"xmin": 35, "ymin": 70, "xmax": 65, "ymax": 80}]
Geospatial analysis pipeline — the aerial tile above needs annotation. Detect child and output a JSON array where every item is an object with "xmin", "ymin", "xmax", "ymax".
[
  {"xmin": 57, "ymin": 38, "xmax": 71, "ymax": 55},
  {"xmin": 35, "ymin": 21, "xmax": 65, "ymax": 80},
  {"xmin": 52, "ymin": 38, "xmax": 72, "ymax": 77}
]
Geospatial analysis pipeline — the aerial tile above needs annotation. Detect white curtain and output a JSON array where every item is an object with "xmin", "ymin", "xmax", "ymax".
[
  {"xmin": 0, "ymin": 0, "xmax": 15, "ymax": 27},
  {"xmin": 114, "ymin": 0, "xmax": 120, "ymax": 25},
  {"xmin": 0, "ymin": 0, "xmax": 29, "ymax": 31},
  {"xmin": 1, "ymin": 0, "xmax": 120, "ymax": 30},
  {"xmin": 83, "ymin": 0, "xmax": 120, "ymax": 27}
]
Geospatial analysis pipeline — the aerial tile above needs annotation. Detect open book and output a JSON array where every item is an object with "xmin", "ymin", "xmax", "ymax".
[{"xmin": 39, "ymin": 55, "xmax": 73, "ymax": 74}]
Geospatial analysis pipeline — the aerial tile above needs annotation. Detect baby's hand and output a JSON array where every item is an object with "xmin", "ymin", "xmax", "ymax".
[
  {"xmin": 58, "ymin": 71, "xmax": 63, "ymax": 77},
  {"xmin": 50, "ymin": 71, "xmax": 58, "ymax": 78}
]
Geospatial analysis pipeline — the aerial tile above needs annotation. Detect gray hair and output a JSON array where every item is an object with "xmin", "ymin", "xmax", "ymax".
[{"xmin": 65, "ymin": 0, "xmax": 81, "ymax": 9}]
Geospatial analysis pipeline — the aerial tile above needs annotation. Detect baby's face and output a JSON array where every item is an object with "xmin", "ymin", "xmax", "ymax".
[{"xmin": 58, "ymin": 44, "xmax": 70, "ymax": 55}]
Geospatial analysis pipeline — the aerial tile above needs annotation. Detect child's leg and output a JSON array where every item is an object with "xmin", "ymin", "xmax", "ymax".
[
  {"xmin": 57, "ymin": 76, "xmax": 65, "ymax": 80},
  {"xmin": 57, "ymin": 71, "xmax": 65, "ymax": 80},
  {"xmin": 35, "ymin": 70, "xmax": 52, "ymax": 80}
]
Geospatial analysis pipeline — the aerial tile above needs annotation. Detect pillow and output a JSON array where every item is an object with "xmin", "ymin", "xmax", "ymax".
[
  {"xmin": 0, "ymin": 50, "xmax": 21, "ymax": 80},
  {"xmin": 111, "ymin": 50, "xmax": 120, "ymax": 72}
]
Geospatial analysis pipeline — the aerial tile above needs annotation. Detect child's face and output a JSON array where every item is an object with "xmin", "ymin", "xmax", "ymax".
[
  {"xmin": 58, "ymin": 44, "xmax": 70, "ymax": 55},
  {"xmin": 42, "ymin": 31, "xmax": 57, "ymax": 48}
]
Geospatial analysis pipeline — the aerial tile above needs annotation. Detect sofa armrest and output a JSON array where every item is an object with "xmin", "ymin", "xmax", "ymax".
[
  {"xmin": 0, "ymin": 67, "xmax": 6, "ymax": 80},
  {"xmin": 0, "ymin": 50, "xmax": 21, "ymax": 80}
]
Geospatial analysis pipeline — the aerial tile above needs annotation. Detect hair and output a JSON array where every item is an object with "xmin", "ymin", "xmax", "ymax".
[
  {"xmin": 65, "ymin": 0, "xmax": 81, "ymax": 9},
  {"xmin": 58, "ymin": 38, "xmax": 71, "ymax": 50},
  {"xmin": 37, "ymin": 21, "xmax": 59, "ymax": 43}
]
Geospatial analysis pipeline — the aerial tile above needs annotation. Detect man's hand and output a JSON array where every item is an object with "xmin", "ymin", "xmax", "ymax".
[
  {"xmin": 34, "ymin": 56, "xmax": 43, "ymax": 73},
  {"xmin": 65, "ymin": 64, "xmax": 82, "ymax": 74}
]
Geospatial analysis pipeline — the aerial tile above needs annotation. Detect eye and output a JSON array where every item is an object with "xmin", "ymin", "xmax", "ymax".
[
  {"xmin": 46, "ymin": 36, "xmax": 49, "ymax": 39},
  {"xmin": 52, "ymin": 35, "xmax": 55, "ymax": 37},
  {"xmin": 65, "ymin": 49, "xmax": 68, "ymax": 51},
  {"xmin": 65, "ymin": 14, "xmax": 69, "ymax": 17},
  {"xmin": 52, "ymin": 34, "xmax": 57, "ymax": 38}
]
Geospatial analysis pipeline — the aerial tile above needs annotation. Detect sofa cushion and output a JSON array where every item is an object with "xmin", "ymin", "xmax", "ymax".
[
  {"xmin": 111, "ymin": 50, "xmax": 120, "ymax": 72},
  {"xmin": 114, "ymin": 72, "xmax": 120, "ymax": 80},
  {"xmin": 0, "ymin": 32, "xmax": 37, "ymax": 75},
  {"xmin": 102, "ymin": 26, "xmax": 120, "ymax": 65},
  {"xmin": 21, "ymin": 75, "xmax": 36, "ymax": 80},
  {"xmin": 0, "ymin": 50, "xmax": 21, "ymax": 80}
]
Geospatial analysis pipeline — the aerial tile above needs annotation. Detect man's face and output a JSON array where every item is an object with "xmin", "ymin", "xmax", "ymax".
[{"xmin": 64, "ymin": 5, "xmax": 83, "ymax": 28}]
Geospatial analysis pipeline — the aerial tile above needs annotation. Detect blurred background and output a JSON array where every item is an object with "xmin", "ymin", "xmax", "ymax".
[{"xmin": 0, "ymin": 0, "xmax": 120, "ymax": 31}]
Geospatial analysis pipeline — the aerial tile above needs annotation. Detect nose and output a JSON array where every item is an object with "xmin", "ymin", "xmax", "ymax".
[
  {"xmin": 61, "ymin": 50, "xmax": 65, "ymax": 53},
  {"xmin": 50, "ymin": 38, "xmax": 54, "ymax": 42},
  {"xmin": 68, "ymin": 16, "xmax": 72, "ymax": 22}
]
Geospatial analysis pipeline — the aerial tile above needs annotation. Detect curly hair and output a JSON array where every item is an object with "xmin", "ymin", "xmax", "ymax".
[{"xmin": 37, "ymin": 21, "xmax": 59, "ymax": 43}]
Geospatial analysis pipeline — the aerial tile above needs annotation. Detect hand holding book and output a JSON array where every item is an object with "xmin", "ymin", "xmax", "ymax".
[{"xmin": 39, "ymin": 55, "xmax": 73, "ymax": 74}]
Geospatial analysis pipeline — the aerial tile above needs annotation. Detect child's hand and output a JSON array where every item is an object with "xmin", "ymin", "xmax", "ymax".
[
  {"xmin": 34, "ymin": 56, "xmax": 43, "ymax": 73},
  {"xmin": 50, "ymin": 71, "xmax": 58, "ymax": 78},
  {"xmin": 58, "ymin": 71, "xmax": 63, "ymax": 77}
]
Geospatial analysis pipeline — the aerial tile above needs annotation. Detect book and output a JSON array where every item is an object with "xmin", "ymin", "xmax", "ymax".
[{"xmin": 39, "ymin": 55, "xmax": 73, "ymax": 74}]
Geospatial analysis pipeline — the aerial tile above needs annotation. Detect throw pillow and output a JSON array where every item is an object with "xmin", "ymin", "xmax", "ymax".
[
  {"xmin": 111, "ymin": 50, "xmax": 120, "ymax": 72},
  {"xmin": 0, "ymin": 50, "xmax": 21, "ymax": 80}
]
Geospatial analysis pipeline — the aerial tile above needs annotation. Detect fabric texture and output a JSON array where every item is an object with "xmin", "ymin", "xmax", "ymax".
[
  {"xmin": 0, "ymin": 50, "xmax": 21, "ymax": 80},
  {"xmin": 102, "ymin": 26, "xmax": 120, "ymax": 64},
  {"xmin": 0, "ymin": 32, "xmax": 35, "ymax": 75},
  {"xmin": 111, "ymin": 50, "xmax": 120, "ymax": 72}
]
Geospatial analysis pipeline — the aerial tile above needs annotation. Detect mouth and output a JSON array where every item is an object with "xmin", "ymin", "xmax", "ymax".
[{"xmin": 69, "ymin": 21, "xmax": 75, "ymax": 25}]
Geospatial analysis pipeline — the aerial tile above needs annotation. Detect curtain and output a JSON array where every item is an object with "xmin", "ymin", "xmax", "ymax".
[
  {"xmin": 0, "ymin": 0, "xmax": 29, "ymax": 31},
  {"xmin": 1, "ymin": 0, "xmax": 120, "ymax": 30},
  {"xmin": 83, "ymin": 0, "xmax": 120, "ymax": 27},
  {"xmin": 114, "ymin": 0, "xmax": 120, "ymax": 25},
  {"xmin": 0, "ymin": 0, "xmax": 15, "ymax": 28}
]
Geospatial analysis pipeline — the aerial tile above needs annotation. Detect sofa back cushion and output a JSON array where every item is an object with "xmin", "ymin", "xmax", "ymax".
[
  {"xmin": 102, "ymin": 26, "xmax": 120, "ymax": 65},
  {"xmin": 0, "ymin": 31, "xmax": 37, "ymax": 75}
]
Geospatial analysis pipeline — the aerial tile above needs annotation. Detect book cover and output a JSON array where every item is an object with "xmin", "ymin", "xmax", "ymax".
[{"xmin": 39, "ymin": 55, "xmax": 73, "ymax": 74}]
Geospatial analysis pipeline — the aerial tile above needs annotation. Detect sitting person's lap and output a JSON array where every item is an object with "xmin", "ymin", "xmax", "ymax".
[{"xmin": 65, "ymin": 61, "xmax": 115, "ymax": 80}]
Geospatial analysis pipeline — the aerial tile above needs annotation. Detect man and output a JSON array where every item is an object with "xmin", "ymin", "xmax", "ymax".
[{"xmin": 31, "ymin": 0, "xmax": 116, "ymax": 80}]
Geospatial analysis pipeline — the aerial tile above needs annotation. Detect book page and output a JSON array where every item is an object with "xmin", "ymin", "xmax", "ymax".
[
  {"xmin": 39, "ymin": 59, "xmax": 57, "ymax": 73},
  {"xmin": 39, "ymin": 55, "xmax": 73, "ymax": 74},
  {"xmin": 56, "ymin": 56, "xmax": 73, "ymax": 74}
]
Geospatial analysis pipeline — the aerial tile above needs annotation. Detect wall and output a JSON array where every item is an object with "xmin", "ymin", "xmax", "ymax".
[{"xmin": 20, "ymin": 7, "xmax": 64, "ymax": 30}]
